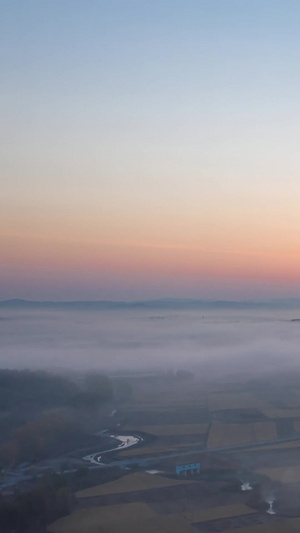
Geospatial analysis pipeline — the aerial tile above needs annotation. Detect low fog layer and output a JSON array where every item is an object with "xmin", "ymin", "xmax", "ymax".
[{"xmin": 0, "ymin": 308, "xmax": 300, "ymax": 375}]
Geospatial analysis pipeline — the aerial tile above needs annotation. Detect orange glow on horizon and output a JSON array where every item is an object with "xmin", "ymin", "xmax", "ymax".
[{"xmin": 2, "ymin": 230, "xmax": 300, "ymax": 287}]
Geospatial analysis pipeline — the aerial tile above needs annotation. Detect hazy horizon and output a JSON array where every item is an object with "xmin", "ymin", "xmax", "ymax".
[
  {"xmin": 2, "ymin": 295, "xmax": 300, "ymax": 303},
  {"xmin": 1, "ymin": 307, "xmax": 300, "ymax": 375}
]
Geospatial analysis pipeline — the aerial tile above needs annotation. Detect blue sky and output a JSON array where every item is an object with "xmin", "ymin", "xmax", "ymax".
[{"xmin": 1, "ymin": 1, "xmax": 300, "ymax": 300}]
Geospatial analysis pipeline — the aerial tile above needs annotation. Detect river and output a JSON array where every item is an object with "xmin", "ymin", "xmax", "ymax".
[{"xmin": 83, "ymin": 434, "xmax": 142, "ymax": 465}]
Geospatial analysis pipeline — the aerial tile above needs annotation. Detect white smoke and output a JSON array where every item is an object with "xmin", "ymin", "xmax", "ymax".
[
  {"xmin": 241, "ymin": 482, "xmax": 253, "ymax": 491},
  {"xmin": 266, "ymin": 495, "xmax": 276, "ymax": 515}
]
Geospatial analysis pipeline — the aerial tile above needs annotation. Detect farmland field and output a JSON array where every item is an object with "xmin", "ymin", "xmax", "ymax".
[
  {"xmin": 230, "ymin": 523, "xmax": 298, "ymax": 533},
  {"xmin": 244, "ymin": 439, "xmax": 300, "ymax": 451},
  {"xmin": 123, "ymin": 423, "xmax": 209, "ymax": 436},
  {"xmin": 48, "ymin": 503, "xmax": 199, "ymax": 533},
  {"xmin": 260, "ymin": 407, "xmax": 300, "ymax": 419},
  {"xmin": 50, "ymin": 371, "xmax": 300, "ymax": 532},
  {"xmin": 118, "ymin": 441, "xmax": 204, "ymax": 457},
  {"xmin": 256, "ymin": 465, "xmax": 300, "ymax": 483},
  {"xmin": 208, "ymin": 393, "xmax": 261, "ymax": 411},
  {"xmin": 76, "ymin": 472, "xmax": 195, "ymax": 499},
  {"xmin": 184, "ymin": 503, "xmax": 255, "ymax": 522},
  {"xmin": 207, "ymin": 421, "xmax": 277, "ymax": 448}
]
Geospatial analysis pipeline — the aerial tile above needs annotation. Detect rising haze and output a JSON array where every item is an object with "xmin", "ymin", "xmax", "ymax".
[{"xmin": 1, "ymin": 304, "xmax": 300, "ymax": 374}]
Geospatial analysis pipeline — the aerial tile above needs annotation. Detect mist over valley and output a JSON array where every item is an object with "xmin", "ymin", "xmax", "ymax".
[{"xmin": 1, "ymin": 301, "xmax": 300, "ymax": 377}]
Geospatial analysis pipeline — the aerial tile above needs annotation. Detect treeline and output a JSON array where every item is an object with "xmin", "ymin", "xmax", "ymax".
[
  {"xmin": 0, "ymin": 473, "xmax": 74, "ymax": 532},
  {"xmin": 0, "ymin": 370, "xmax": 78, "ymax": 410},
  {"xmin": 0, "ymin": 370, "xmax": 115, "ymax": 411},
  {"xmin": 0, "ymin": 370, "xmax": 115, "ymax": 467},
  {"xmin": 0, "ymin": 467, "xmax": 127, "ymax": 532},
  {"xmin": 70, "ymin": 373, "xmax": 113, "ymax": 410},
  {"xmin": 0, "ymin": 411, "xmax": 79, "ymax": 465}
]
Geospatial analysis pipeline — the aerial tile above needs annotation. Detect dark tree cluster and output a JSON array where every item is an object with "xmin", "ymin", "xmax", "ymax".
[
  {"xmin": 0, "ymin": 370, "xmax": 78, "ymax": 410},
  {"xmin": 0, "ymin": 370, "xmax": 115, "ymax": 467},
  {"xmin": 70, "ymin": 373, "xmax": 114, "ymax": 411},
  {"xmin": 0, "ymin": 473, "xmax": 74, "ymax": 532},
  {"xmin": 0, "ymin": 411, "xmax": 79, "ymax": 466}
]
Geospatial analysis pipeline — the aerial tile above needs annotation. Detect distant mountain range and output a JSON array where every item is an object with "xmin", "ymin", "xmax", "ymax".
[{"xmin": 1, "ymin": 298, "xmax": 300, "ymax": 310}]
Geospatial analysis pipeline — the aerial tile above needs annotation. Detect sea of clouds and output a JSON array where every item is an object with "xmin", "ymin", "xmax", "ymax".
[{"xmin": 0, "ymin": 307, "xmax": 300, "ymax": 376}]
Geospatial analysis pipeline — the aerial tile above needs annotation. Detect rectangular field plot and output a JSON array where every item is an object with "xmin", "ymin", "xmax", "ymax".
[
  {"xmin": 230, "ymin": 521, "xmax": 298, "ymax": 533},
  {"xmin": 118, "ymin": 440, "xmax": 204, "ymax": 457},
  {"xmin": 194, "ymin": 513, "xmax": 283, "ymax": 532},
  {"xmin": 184, "ymin": 503, "xmax": 255, "ymax": 522},
  {"xmin": 128, "ymin": 383, "xmax": 208, "ymax": 409},
  {"xmin": 207, "ymin": 421, "xmax": 277, "ymax": 448},
  {"xmin": 260, "ymin": 406, "xmax": 300, "ymax": 419},
  {"xmin": 76, "ymin": 472, "xmax": 195, "ymax": 499},
  {"xmin": 125, "ymin": 397, "xmax": 208, "ymax": 410},
  {"xmin": 245, "ymin": 439, "xmax": 300, "ymax": 452},
  {"xmin": 208, "ymin": 393, "xmax": 261, "ymax": 411},
  {"xmin": 124, "ymin": 423, "xmax": 209, "ymax": 436},
  {"xmin": 48, "ymin": 503, "xmax": 154, "ymax": 532},
  {"xmin": 48, "ymin": 503, "xmax": 198, "ymax": 533},
  {"xmin": 257, "ymin": 465, "xmax": 300, "ymax": 483},
  {"xmin": 124, "ymin": 408, "xmax": 210, "ymax": 425}
]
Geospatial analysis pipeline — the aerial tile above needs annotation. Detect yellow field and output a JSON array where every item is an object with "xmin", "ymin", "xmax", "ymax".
[
  {"xmin": 207, "ymin": 421, "xmax": 277, "ymax": 448},
  {"xmin": 47, "ymin": 503, "xmax": 198, "ymax": 533},
  {"xmin": 123, "ymin": 423, "xmax": 209, "ymax": 436},
  {"xmin": 257, "ymin": 465, "xmax": 300, "ymax": 483},
  {"xmin": 184, "ymin": 503, "xmax": 255, "ymax": 522},
  {"xmin": 76, "ymin": 472, "xmax": 194, "ymax": 499}
]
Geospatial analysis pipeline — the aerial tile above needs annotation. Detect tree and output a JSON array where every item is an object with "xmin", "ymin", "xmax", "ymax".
[{"xmin": 85, "ymin": 373, "xmax": 114, "ymax": 402}]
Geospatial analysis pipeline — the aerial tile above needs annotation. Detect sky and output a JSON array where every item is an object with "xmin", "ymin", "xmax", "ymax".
[{"xmin": 1, "ymin": 0, "xmax": 300, "ymax": 301}]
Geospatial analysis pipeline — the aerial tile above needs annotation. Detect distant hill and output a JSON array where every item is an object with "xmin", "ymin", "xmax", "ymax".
[{"xmin": 1, "ymin": 298, "xmax": 300, "ymax": 310}]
